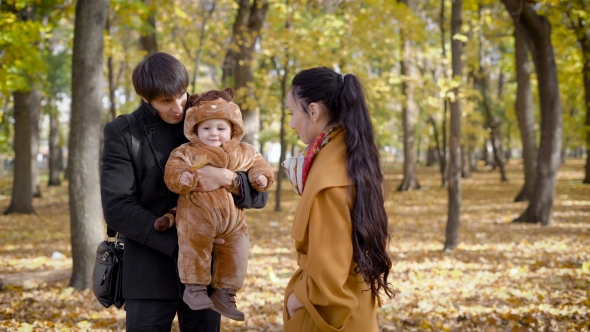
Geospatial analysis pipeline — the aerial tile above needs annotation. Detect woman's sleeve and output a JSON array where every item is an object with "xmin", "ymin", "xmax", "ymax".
[
  {"xmin": 163, "ymin": 146, "xmax": 196, "ymax": 194},
  {"xmin": 292, "ymin": 186, "xmax": 358, "ymax": 331}
]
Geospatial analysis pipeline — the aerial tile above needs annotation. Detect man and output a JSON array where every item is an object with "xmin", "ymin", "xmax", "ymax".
[{"xmin": 100, "ymin": 52, "xmax": 267, "ymax": 331}]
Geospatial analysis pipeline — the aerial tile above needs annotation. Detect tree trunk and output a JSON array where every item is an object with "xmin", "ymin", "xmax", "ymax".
[
  {"xmin": 221, "ymin": 0, "xmax": 269, "ymax": 145},
  {"xmin": 191, "ymin": 0, "xmax": 216, "ymax": 94},
  {"xmin": 0, "ymin": 154, "xmax": 4, "ymax": 178},
  {"xmin": 4, "ymin": 91, "xmax": 36, "ymax": 214},
  {"xmin": 106, "ymin": 15, "xmax": 117, "ymax": 122},
  {"xmin": 563, "ymin": 7, "xmax": 590, "ymax": 183},
  {"xmin": 503, "ymin": 0, "xmax": 562, "ymax": 225},
  {"xmin": 426, "ymin": 146, "xmax": 436, "ymax": 166},
  {"xmin": 461, "ymin": 144, "xmax": 471, "ymax": 178},
  {"xmin": 107, "ymin": 54, "xmax": 117, "ymax": 121},
  {"xmin": 274, "ymin": 5, "xmax": 293, "ymax": 211},
  {"xmin": 48, "ymin": 103, "xmax": 61, "ymax": 186},
  {"xmin": 416, "ymin": 134, "xmax": 422, "ymax": 164},
  {"xmin": 0, "ymin": 100, "xmax": 5, "ymax": 178},
  {"xmin": 68, "ymin": 0, "xmax": 109, "ymax": 290},
  {"xmin": 561, "ymin": 142, "xmax": 568, "ymax": 164},
  {"xmin": 584, "ymin": 55, "xmax": 590, "ymax": 183},
  {"xmin": 29, "ymin": 88, "xmax": 42, "ymax": 197},
  {"xmin": 444, "ymin": 0, "xmax": 462, "ymax": 251},
  {"xmin": 439, "ymin": 0, "xmax": 448, "ymax": 187},
  {"xmin": 469, "ymin": 145, "xmax": 478, "ymax": 172},
  {"xmin": 428, "ymin": 116, "xmax": 443, "ymax": 168},
  {"xmin": 483, "ymin": 139, "xmax": 495, "ymax": 167},
  {"xmin": 140, "ymin": 0, "xmax": 157, "ymax": 55},
  {"xmin": 398, "ymin": 2, "xmax": 420, "ymax": 191},
  {"xmin": 505, "ymin": 123, "xmax": 512, "ymax": 162},
  {"xmin": 514, "ymin": 21, "xmax": 537, "ymax": 202},
  {"xmin": 275, "ymin": 65, "xmax": 288, "ymax": 212},
  {"xmin": 583, "ymin": 43, "xmax": 590, "ymax": 183},
  {"xmin": 489, "ymin": 119, "xmax": 508, "ymax": 181},
  {"xmin": 477, "ymin": 4, "xmax": 507, "ymax": 183}
]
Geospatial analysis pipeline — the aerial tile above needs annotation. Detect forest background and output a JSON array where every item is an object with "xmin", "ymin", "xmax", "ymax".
[{"xmin": 0, "ymin": 0, "xmax": 589, "ymax": 331}]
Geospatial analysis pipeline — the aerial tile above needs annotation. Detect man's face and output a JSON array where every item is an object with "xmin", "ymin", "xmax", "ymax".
[{"xmin": 144, "ymin": 92, "xmax": 187, "ymax": 124}]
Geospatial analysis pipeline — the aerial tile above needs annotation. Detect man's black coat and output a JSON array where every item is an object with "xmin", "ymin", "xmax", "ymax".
[{"xmin": 100, "ymin": 100, "xmax": 267, "ymax": 299}]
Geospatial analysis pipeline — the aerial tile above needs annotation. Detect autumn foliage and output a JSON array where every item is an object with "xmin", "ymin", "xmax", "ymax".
[{"xmin": 1, "ymin": 160, "xmax": 589, "ymax": 331}]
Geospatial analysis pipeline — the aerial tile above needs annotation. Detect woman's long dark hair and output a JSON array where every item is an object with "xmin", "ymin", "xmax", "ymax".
[{"xmin": 291, "ymin": 67, "xmax": 394, "ymax": 299}]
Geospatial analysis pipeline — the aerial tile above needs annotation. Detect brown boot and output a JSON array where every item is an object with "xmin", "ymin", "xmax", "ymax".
[
  {"xmin": 183, "ymin": 284, "xmax": 214, "ymax": 310},
  {"xmin": 210, "ymin": 288, "xmax": 245, "ymax": 321}
]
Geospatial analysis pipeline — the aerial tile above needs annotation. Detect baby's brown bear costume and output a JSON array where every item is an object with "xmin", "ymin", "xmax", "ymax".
[{"xmin": 158, "ymin": 88, "xmax": 274, "ymax": 319}]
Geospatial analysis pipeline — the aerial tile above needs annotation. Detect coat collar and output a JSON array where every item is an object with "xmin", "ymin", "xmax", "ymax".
[
  {"xmin": 136, "ymin": 100, "xmax": 188, "ymax": 173},
  {"xmin": 292, "ymin": 131, "xmax": 350, "ymax": 241}
]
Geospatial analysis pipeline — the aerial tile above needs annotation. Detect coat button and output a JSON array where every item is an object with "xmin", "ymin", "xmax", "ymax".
[{"xmin": 149, "ymin": 128, "xmax": 156, "ymax": 134}]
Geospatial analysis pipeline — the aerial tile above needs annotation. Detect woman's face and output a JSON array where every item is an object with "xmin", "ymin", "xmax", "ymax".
[{"xmin": 287, "ymin": 91, "xmax": 315, "ymax": 144}]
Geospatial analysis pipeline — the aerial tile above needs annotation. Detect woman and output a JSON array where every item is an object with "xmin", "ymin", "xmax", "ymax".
[{"xmin": 282, "ymin": 67, "xmax": 394, "ymax": 331}]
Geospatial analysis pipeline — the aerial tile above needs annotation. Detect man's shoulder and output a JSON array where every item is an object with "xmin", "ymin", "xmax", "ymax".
[
  {"xmin": 106, "ymin": 109, "xmax": 144, "ymax": 133},
  {"xmin": 106, "ymin": 115, "xmax": 130, "ymax": 133}
]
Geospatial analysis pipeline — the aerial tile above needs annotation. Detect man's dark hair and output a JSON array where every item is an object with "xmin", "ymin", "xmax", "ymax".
[{"xmin": 132, "ymin": 52, "xmax": 189, "ymax": 102}]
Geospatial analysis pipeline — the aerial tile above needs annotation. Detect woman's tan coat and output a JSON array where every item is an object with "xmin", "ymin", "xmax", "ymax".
[{"xmin": 283, "ymin": 131, "xmax": 379, "ymax": 332}]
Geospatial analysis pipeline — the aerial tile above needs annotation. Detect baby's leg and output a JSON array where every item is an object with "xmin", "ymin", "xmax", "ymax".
[
  {"xmin": 211, "ymin": 220, "xmax": 249, "ymax": 291},
  {"xmin": 177, "ymin": 213, "xmax": 217, "ymax": 285},
  {"xmin": 210, "ymin": 218, "xmax": 248, "ymax": 321}
]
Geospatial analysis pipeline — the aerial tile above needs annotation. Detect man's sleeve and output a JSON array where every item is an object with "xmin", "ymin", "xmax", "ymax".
[
  {"xmin": 101, "ymin": 121, "xmax": 178, "ymax": 257},
  {"xmin": 233, "ymin": 171, "xmax": 268, "ymax": 209}
]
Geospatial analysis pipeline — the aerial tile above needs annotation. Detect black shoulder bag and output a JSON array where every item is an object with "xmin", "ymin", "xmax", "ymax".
[{"xmin": 92, "ymin": 113, "xmax": 141, "ymax": 309}]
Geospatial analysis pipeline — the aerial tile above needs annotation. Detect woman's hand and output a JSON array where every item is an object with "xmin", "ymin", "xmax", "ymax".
[{"xmin": 287, "ymin": 293, "xmax": 303, "ymax": 318}]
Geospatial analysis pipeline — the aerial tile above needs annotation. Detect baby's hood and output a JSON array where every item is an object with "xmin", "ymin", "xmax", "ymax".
[{"xmin": 184, "ymin": 87, "xmax": 245, "ymax": 145}]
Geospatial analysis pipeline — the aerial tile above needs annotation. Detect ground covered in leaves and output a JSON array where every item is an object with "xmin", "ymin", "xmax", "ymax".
[{"xmin": 0, "ymin": 159, "xmax": 589, "ymax": 331}]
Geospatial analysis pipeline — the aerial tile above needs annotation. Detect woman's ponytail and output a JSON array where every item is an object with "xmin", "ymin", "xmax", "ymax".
[{"xmin": 339, "ymin": 74, "xmax": 394, "ymax": 299}]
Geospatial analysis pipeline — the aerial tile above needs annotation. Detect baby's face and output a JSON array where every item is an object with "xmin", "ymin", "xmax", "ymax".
[{"xmin": 197, "ymin": 118, "xmax": 232, "ymax": 147}]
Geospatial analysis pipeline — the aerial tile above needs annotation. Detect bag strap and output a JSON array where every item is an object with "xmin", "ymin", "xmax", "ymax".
[
  {"xmin": 121, "ymin": 113, "xmax": 142, "ymax": 185},
  {"xmin": 106, "ymin": 114, "xmax": 142, "ymax": 240}
]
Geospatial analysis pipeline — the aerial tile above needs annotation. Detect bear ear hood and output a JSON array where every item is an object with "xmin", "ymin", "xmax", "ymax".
[{"xmin": 184, "ymin": 87, "xmax": 244, "ymax": 145}]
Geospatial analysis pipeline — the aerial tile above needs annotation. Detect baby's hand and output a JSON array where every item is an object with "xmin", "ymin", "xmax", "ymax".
[
  {"xmin": 255, "ymin": 175, "xmax": 268, "ymax": 189},
  {"xmin": 180, "ymin": 171, "xmax": 194, "ymax": 187}
]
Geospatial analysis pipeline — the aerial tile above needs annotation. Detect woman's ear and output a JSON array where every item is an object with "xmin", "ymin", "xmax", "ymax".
[{"xmin": 308, "ymin": 102, "xmax": 321, "ymax": 122}]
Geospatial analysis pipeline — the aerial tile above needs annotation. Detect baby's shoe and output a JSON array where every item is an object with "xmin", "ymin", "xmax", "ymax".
[
  {"xmin": 183, "ymin": 284, "xmax": 214, "ymax": 310},
  {"xmin": 210, "ymin": 288, "xmax": 245, "ymax": 321}
]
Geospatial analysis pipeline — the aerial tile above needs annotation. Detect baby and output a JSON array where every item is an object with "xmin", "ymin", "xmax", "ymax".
[{"xmin": 156, "ymin": 88, "xmax": 274, "ymax": 321}]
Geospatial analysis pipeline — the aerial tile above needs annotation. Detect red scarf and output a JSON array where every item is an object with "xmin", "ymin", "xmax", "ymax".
[{"xmin": 299, "ymin": 126, "xmax": 341, "ymax": 192}]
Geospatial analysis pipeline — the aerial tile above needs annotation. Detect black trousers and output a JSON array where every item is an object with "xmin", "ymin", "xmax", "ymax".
[{"xmin": 125, "ymin": 298, "xmax": 221, "ymax": 331}]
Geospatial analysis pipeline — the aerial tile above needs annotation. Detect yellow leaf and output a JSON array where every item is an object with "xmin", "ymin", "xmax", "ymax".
[
  {"xmin": 452, "ymin": 33, "xmax": 468, "ymax": 42},
  {"xmin": 174, "ymin": 6, "xmax": 187, "ymax": 19},
  {"xmin": 17, "ymin": 323, "xmax": 33, "ymax": 332}
]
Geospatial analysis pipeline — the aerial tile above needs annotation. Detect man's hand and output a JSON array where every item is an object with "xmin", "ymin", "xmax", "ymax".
[
  {"xmin": 179, "ymin": 171, "xmax": 194, "ymax": 187},
  {"xmin": 193, "ymin": 165, "xmax": 234, "ymax": 192},
  {"xmin": 255, "ymin": 175, "xmax": 268, "ymax": 189}
]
